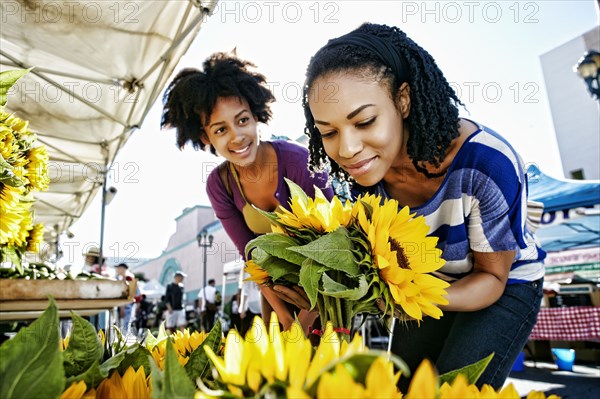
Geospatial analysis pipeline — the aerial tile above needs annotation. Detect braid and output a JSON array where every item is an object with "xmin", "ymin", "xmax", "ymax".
[
  {"xmin": 303, "ymin": 23, "xmax": 463, "ymax": 181},
  {"xmin": 161, "ymin": 52, "xmax": 275, "ymax": 153}
]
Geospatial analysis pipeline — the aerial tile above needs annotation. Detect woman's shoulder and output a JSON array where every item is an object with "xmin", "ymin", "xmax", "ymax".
[
  {"xmin": 455, "ymin": 122, "xmax": 523, "ymax": 174},
  {"xmin": 271, "ymin": 139, "xmax": 309, "ymax": 158},
  {"xmin": 270, "ymin": 140, "xmax": 311, "ymax": 175},
  {"xmin": 205, "ymin": 161, "xmax": 232, "ymax": 199}
]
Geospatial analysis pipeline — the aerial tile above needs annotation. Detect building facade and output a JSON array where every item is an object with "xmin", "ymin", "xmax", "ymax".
[
  {"xmin": 540, "ymin": 27, "xmax": 600, "ymax": 180},
  {"xmin": 131, "ymin": 205, "xmax": 242, "ymax": 304}
]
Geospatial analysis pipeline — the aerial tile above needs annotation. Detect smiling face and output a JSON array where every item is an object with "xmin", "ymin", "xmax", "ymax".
[
  {"xmin": 201, "ymin": 96, "xmax": 260, "ymax": 166},
  {"xmin": 308, "ymin": 72, "xmax": 410, "ymax": 187}
]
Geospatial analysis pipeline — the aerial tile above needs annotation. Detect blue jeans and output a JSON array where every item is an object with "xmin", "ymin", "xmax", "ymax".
[{"xmin": 392, "ymin": 278, "xmax": 543, "ymax": 390}]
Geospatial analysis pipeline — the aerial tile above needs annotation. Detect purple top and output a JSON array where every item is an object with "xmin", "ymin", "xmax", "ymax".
[{"xmin": 206, "ymin": 140, "xmax": 334, "ymax": 259}]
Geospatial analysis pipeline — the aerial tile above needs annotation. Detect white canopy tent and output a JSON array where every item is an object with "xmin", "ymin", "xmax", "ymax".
[
  {"xmin": 138, "ymin": 278, "xmax": 166, "ymax": 300},
  {"xmin": 1, "ymin": 0, "xmax": 217, "ymax": 256}
]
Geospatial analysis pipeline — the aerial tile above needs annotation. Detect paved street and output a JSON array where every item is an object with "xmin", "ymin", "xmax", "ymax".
[{"xmin": 505, "ymin": 361, "xmax": 599, "ymax": 398}]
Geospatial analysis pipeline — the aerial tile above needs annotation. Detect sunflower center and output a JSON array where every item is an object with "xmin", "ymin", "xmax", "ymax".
[{"xmin": 389, "ymin": 238, "xmax": 410, "ymax": 269}]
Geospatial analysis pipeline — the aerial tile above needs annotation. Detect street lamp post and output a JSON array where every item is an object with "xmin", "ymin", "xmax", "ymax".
[
  {"xmin": 575, "ymin": 50, "xmax": 600, "ymax": 101},
  {"xmin": 197, "ymin": 229, "xmax": 214, "ymax": 329}
]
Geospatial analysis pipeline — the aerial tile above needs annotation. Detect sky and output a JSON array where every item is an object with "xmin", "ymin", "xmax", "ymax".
[{"xmin": 58, "ymin": 0, "xmax": 599, "ymax": 268}]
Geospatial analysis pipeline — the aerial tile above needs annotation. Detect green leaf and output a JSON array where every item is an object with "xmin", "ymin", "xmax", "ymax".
[
  {"xmin": 185, "ymin": 319, "xmax": 222, "ymax": 383},
  {"xmin": 260, "ymin": 255, "xmax": 300, "ymax": 283},
  {"xmin": 0, "ymin": 155, "xmax": 14, "ymax": 172},
  {"xmin": 285, "ymin": 177, "xmax": 309, "ymax": 204},
  {"xmin": 0, "ymin": 69, "xmax": 30, "ymax": 106},
  {"xmin": 278, "ymin": 272, "xmax": 300, "ymax": 284},
  {"xmin": 0, "ymin": 297, "xmax": 65, "ymax": 399},
  {"xmin": 145, "ymin": 330, "xmax": 158, "ymax": 351},
  {"xmin": 151, "ymin": 340, "xmax": 196, "ymax": 398},
  {"xmin": 439, "ymin": 353, "xmax": 494, "ymax": 385},
  {"xmin": 66, "ymin": 350, "xmax": 127, "ymax": 389},
  {"xmin": 246, "ymin": 233, "xmax": 305, "ymax": 265},
  {"xmin": 63, "ymin": 312, "xmax": 103, "ymax": 377},
  {"xmin": 0, "ymin": 246, "xmax": 23, "ymax": 274},
  {"xmin": 145, "ymin": 322, "xmax": 169, "ymax": 353},
  {"xmin": 321, "ymin": 273, "xmax": 369, "ymax": 301},
  {"xmin": 118, "ymin": 344, "xmax": 152, "ymax": 376},
  {"xmin": 289, "ymin": 228, "xmax": 359, "ymax": 275},
  {"xmin": 299, "ymin": 258, "xmax": 326, "ymax": 309},
  {"xmin": 0, "ymin": 171, "xmax": 26, "ymax": 187}
]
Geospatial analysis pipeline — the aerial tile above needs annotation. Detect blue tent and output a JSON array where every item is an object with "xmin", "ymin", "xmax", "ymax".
[
  {"xmin": 527, "ymin": 165, "xmax": 600, "ymax": 212},
  {"xmin": 527, "ymin": 165, "xmax": 600, "ymax": 252}
]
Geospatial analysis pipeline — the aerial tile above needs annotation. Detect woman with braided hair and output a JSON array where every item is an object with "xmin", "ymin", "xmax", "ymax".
[
  {"xmin": 299, "ymin": 22, "xmax": 545, "ymax": 389},
  {"xmin": 161, "ymin": 52, "xmax": 333, "ymax": 333}
]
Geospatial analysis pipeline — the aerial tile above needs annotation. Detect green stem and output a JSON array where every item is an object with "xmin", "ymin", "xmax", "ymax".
[
  {"xmin": 317, "ymin": 296, "xmax": 326, "ymax": 328},
  {"xmin": 335, "ymin": 297, "xmax": 343, "ymax": 330}
]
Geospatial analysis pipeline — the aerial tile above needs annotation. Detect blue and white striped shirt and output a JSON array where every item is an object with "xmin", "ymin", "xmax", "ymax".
[{"xmin": 367, "ymin": 123, "xmax": 546, "ymax": 285}]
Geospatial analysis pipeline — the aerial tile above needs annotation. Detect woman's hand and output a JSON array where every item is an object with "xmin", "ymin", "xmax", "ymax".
[
  {"xmin": 271, "ymin": 284, "xmax": 313, "ymax": 311},
  {"xmin": 259, "ymin": 286, "xmax": 295, "ymax": 330}
]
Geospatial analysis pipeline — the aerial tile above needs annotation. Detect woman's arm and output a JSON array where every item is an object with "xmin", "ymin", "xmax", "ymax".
[{"xmin": 441, "ymin": 250, "xmax": 515, "ymax": 311}]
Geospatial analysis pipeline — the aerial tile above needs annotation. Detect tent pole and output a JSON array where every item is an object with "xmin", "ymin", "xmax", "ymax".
[{"xmin": 99, "ymin": 169, "xmax": 108, "ymax": 264}]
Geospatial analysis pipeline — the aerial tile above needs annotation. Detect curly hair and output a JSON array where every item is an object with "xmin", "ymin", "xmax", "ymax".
[
  {"xmin": 302, "ymin": 23, "xmax": 463, "ymax": 183},
  {"xmin": 161, "ymin": 52, "xmax": 275, "ymax": 153}
]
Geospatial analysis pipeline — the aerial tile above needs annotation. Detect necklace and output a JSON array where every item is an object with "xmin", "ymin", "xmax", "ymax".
[{"xmin": 412, "ymin": 159, "xmax": 447, "ymax": 179}]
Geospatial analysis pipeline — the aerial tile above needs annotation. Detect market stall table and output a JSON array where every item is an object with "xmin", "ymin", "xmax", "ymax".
[
  {"xmin": 0, "ymin": 278, "xmax": 135, "ymax": 321},
  {"xmin": 529, "ymin": 306, "xmax": 600, "ymax": 342}
]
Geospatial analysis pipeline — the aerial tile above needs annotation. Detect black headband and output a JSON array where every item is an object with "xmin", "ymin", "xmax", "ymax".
[{"xmin": 324, "ymin": 31, "xmax": 410, "ymax": 83}]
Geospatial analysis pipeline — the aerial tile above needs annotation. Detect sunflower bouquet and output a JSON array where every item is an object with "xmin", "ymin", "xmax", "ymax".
[{"xmin": 245, "ymin": 179, "xmax": 450, "ymax": 338}]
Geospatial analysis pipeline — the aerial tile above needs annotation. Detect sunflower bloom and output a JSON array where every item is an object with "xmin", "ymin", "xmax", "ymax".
[
  {"xmin": 189, "ymin": 330, "xmax": 209, "ymax": 352},
  {"xmin": 0, "ymin": 185, "xmax": 26, "ymax": 244},
  {"xmin": 275, "ymin": 182, "xmax": 353, "ymax": 233},
  {"xmin": 355, "ymin": 194, "xmax": 449, "ymax": 320},
  {"xmin": 244, "ymin": 260, "xmax": 270, "ymax": 285},
  {"xmin": 305, "ymin": 322, "xmax": 340, "ymax": 387},
  {"xmin": 95, "ymin": 370, "xmax": 127, "ymax": 398},
  {"xmin": 151, "ymin": 339, "xmax": 167, "ymax": 370},
  {"xmin": 95, "ymin": 367, "xmax": 150, "ymax": 399},
  {"xmin": 204, "ymin": 328, "xmax": 250, "ymax": 387},
  {"xmin": 283, "ymin": 322, "xmax": 312, "ymax": 390},
  {"xmin": 8, "ymin": 208, "xmax": 33, "ymax": 248},
  {"xmin": 121, "ymin": 366, "xmax": 150, "ymax": 399},
  {"xmin": 25, "ymin": 145, "xmax": 49, "ymax": 191},
  {"xmin": 439, "ymin": 374, "xmax": 479, "ymax": 398},
  {"xmin": 26, "ymin": 223, "xmax": 44, "ymax": 252},
  {"xmin": 364, "ymin": 357, "xmax": 402, "ymax": 398},
  {"xmin": 317, "ymin": 363, "xmax": 366, "ymax": 398},
  {"xmin": 61, "ymin": 335, "xmax": 70, "ymax": 351},
  {"xmin": 526, "ymin": 392, "xmax": 561, "ymax": 399},
  {"xmin": 406, "ymin": 359, "xmax": 438, "ymax": 399},
  {"xmin": 59, "ymin": 381, "xmax": 87, "ymax": 399}
]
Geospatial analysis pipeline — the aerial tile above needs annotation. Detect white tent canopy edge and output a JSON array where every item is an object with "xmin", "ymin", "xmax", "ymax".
[{"xmin": 1, "ymin": 0, "xmax": 218, "ymax": 258}]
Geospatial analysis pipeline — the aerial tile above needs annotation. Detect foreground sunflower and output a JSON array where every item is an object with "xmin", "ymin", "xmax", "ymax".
[
  {"xmin": 59, "ymin": 366, "xmax": 150, "ymax": 399},
  {"xmin": 406, "ymin": 360, "xmax": 561, "ymax": 399},
  {"xmin": 148, "ymin": 327, "xmax": 209, "ymax": 369},
  {"xmin": 201, "ymin": 314, "xmax": 404, "ymax": 398}
]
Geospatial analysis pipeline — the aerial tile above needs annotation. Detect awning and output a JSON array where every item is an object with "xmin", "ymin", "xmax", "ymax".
[
  {"xmin": 1, "ymin": 0, "xmax": 218, "ymax": 247},
  {"xmin": 527, "ymin": 164, "xmax": 600, "ymax": 213}
]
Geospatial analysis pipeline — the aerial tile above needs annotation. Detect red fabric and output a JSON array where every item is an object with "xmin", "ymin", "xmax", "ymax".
[{"xmin": 529, "ymin": 306, "xmax": 600, "ymax": 342}]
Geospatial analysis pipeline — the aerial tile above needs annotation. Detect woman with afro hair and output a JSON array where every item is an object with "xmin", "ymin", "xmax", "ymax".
[
  {"xmin": 296, "ymin": 23, "xmax": 545, "ymax": 390},
  {"xmin": 161, "ymin": 52, "xmax": 333, "ymax": 333}
]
